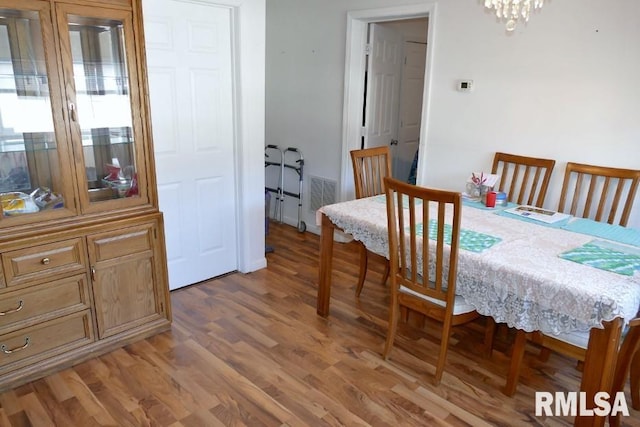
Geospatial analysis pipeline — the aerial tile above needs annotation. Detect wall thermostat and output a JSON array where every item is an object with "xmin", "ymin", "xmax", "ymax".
[{"xmin": 458, "ymin": 80, "xmax": 474, "ymax": 92}]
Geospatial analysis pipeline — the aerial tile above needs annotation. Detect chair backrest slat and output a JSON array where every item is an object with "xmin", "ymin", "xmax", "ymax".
[
  {"xmin": 558, "ymin": 162, "xmax": 640, "ymax": 226},
  {"xmin": 350, "ymin": 146, "xmax": 392, "ymax": 199},
  {"xmin": 435, "ymin": 202, "xmax": 446, "ymax": 293},
  {"xmin": 384, "ymin": 177, "xmax": 461, "ymax": 305},
  {"xmin": 422, "ymin": 197, "xmax": 429, "ymax": 285},
  {"xmin": 491, "ymin": 152, "xmax": 556, "ymax": 207}
]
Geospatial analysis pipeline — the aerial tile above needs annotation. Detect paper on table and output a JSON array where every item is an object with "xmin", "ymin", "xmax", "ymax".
[{"xmin": 503, "ymin": 205, "xmax": 571, "ymax": 224}]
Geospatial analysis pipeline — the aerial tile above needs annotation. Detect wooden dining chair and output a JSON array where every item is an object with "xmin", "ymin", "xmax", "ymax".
[
  {"xmin": 504, "ymin": 316, "xmax": 640, "ymax": 407},
  {"xmin": 491, "ymin": 152, "xmax": 556, "ymax": 207},
  {"xmin": 524, "ymin": 163, "xmax": 640, "ymax": 377},
  {"xmin": 486, "ymin": 152, "xmax": 556, "ymax": 349},
  {"xmin": 382, "ymin": 177, "xmax": 492, "ymax": 384},
  {"xmin": 504, "ymin": 328, "xmax": 590, "ymax": 396},
  {"xmin": 557, "ymin": 162, "xmax": 640, "ymax": 226},
  {"xmin": 350, "ymin": 146, "xmax": 392, "ymax": 297}
]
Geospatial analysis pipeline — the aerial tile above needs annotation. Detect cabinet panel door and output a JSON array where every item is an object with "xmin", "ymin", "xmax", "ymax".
[
  {"xmin": 0, "ymin": 0, "xmax": 78, "ymax": 227},
  {"xmin": 55, "ymin": 3, "xmax": 150, "ymax": 213},
  {"xmin": 87, "ymin": 221, "xmax": 165, "ymax": 339}
]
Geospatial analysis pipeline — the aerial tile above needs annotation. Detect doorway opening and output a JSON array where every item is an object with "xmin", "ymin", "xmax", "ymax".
[
  {"xmin": 340, "ymin": 4, "xmax": 436, "ymax": 201},
  {"xmin": 362, "ymin": 18, "xmax": 428, "ymax": 184}
]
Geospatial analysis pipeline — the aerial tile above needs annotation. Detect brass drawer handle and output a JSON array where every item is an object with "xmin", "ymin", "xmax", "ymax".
[
  {"xmin": 1, "ymin": 337, "xmax": 30, "ymax": 354},
  {"xmin": 0, "ymin": 300, "xmax": 24, "ymax": 316},
  {"xmin": 41, "ymin": 257, "xmax": 50, "ymax": 265}
]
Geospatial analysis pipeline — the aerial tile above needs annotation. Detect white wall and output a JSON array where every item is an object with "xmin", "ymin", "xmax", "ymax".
[
  {"xmin": 423, "ymin": 0, "xmax": 640, "ymax": 227},
  {"xmin": 266, "ymin": 0, "xmax": 640, "ymax": 229}
]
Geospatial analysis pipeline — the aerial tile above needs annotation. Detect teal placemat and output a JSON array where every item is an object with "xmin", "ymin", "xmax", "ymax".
[
  {"xmin": 559, "ymin": 240, "xmax": 640, "ymax": 276},
  {"xmin": 414, "ymin": 220, "xmax": 501, "ymax": 253},
  {"xmin": 495, "ymin": 208, "xmax": 572, "ymax": 229},
  {"xmin": 561, "ymin": 218, "xmax": 640, "ymax": 248}
]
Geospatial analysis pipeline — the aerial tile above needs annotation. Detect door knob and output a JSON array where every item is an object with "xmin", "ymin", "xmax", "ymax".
[{"xmin": 390, "ymin": 139, "xmax": 398, "ymax": 146}]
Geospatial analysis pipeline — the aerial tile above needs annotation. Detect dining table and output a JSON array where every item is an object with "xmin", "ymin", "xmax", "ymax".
[{"xmin": 316, "ymin": 194, "xmax": 640, "ymax": 427}]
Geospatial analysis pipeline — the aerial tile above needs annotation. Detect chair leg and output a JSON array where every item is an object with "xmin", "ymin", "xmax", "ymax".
[
  {"xmin": 612, "ymin": 325, "xmax": 640, "ymax": 402},
  {"xmin": 383, "ymin": 295, "xmax": 399, "ymax": 360},
  {"xmin": 538, "ymin": 347, "xmax": 552, "ymax": 362},
  {"xmin": 504, "ymin": 329, "xmax": 527, "ymax": 397},
  {"xmin": 434, "ymin": 319, "xmax": 453, "ymax": 385},
  {"xmin": 381, "ymin": 260, "xmax": 390, "ymax": 286},
  {"xmin": 355, "ymin": 243, "xmax": 368, "ymax": 297},
  {"xmin": 610, "ymin": 325, "xmax": 640, "ymax": 426},
  {"xmin": 631, "ymin": 349, "xmax": 640, "ymax": 410},
  {"xmin": 401, "ymin": 306, "xmax": 409, "ymax": 323},
  {"xmin": 484, "ymin": 316, "xmax": 496, "ymax": 358}
]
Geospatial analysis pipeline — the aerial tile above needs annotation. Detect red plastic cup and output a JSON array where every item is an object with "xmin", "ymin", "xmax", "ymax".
[{"xmin": 486, "ymin": 191, "xmax": 497, "ymax": 208}]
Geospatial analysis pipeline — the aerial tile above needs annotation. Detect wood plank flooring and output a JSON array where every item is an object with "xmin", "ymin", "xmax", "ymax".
[{"xmin": 0, "ymin": 221, "xmax": 638, "ymax": 426}]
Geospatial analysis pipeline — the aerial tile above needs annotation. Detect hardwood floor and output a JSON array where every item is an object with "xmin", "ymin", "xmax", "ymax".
[{"xmin": 0, "ymin": 221, "xmax": 638, "ymax": 426}]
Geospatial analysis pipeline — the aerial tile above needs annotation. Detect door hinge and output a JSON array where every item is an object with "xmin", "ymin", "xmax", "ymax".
[
  {"xmin": 364, "ymin": 43, "xmax": 372, "ymax": 55},
  {"xmin": 361, "ymin": 126, "xmax": 367, "ymax": 138}
]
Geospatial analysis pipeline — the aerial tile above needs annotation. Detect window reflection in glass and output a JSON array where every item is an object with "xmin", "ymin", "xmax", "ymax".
[
  {"xmin": 0, "ymin": 9, "xmax": 64, "ymax": 216},
  {"xmin": 68, "ymin": 15, "xmax": 137, "ymax": 202}
]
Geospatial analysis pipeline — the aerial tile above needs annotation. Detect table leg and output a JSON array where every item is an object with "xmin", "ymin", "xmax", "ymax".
[
  {"xmin": 504, "ymin": 329, "xmax": 528, "ymax": 397},
  {"xmin": 574, "ymin": 317, "xmax": 623, "ymax": 427},
  {"xmin": 317, "ymin": 213, "xmax": 335, "ymax": 317}
]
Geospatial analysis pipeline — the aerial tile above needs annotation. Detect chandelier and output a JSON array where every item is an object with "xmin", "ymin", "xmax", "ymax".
[{"xmin": 484, "ymin": 0, "xmax": 545, "ymax": 32}]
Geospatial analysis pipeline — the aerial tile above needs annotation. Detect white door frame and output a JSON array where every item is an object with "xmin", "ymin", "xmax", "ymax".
[
  {"xmin": 227, "ymin": 0, "xmax": 267, "ymax": 273},
  {"xmin": 339, "ymin": 3, "xmax": 436, "ymax": 201}
]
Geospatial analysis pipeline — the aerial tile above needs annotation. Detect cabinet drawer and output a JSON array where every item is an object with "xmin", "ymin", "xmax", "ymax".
[
  {"xmin": 2, "ymin": 239, "xmax": 86, "ymax": 287},
  {"xmin": 0, "ymin": 275, "xmax": 91, "ymax": 335},
  {"xmin": 89, "ymin": 225, "xmax": 153, "ymax": 262},
  {"xmin": 0, "ymin": 310, "xmax": 94, "ymax": 373}
]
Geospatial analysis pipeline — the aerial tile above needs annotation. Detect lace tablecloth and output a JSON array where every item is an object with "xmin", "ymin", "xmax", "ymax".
[{"xmin": 319, "ymin": 196, "xmax": 640, "ymax": 335}]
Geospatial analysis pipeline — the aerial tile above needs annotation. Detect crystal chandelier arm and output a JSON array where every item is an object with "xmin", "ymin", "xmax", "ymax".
[{"xmin": 483, "ymin": 0, "xmax": 545, "ymax": 31}]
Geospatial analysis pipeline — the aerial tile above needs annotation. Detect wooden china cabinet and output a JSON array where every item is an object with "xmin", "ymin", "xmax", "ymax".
[{"xmin": 0, "ymin": 0, "xmax": 171, "ymax": 390}]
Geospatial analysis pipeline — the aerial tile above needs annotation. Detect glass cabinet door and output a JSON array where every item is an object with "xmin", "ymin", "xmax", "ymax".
[
  {"xmin": 0, "ymin": 2, "xmax": 75, "ymax": 223},
  {"xmin": 56, "ymin": 4, "xmax": 148, "ymax": 211}
]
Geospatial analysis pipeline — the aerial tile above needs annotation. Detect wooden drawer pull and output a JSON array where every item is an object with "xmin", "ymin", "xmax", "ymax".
[
  {"xmin": 0, "ymin": 300, "xmax": 24, "ymax": 316},
  {"xmin": 1, "ymin": 337, "xmax": 30, "ymax": 354},
  {"xmin": 41, "ymin": 257, "xmax": 50, "ymax": 265}
]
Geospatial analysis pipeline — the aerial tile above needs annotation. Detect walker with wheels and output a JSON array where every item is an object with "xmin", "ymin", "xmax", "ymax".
[{"xmin": 264, "ymin": 145, "xmax": 306, "ymax": 232}]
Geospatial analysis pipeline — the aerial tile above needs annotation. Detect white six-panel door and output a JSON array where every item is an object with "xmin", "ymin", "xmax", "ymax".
[
  {"xmin": 364, "ymin": 23, "xmax": 402, "ymax": 152},
  {"xmin": 143, "ymin": 0, "xmax": 237, "ymax": 290},
  {"xmin": 395, "ymin": 40, "xmax": 426, "ymax": 182}
]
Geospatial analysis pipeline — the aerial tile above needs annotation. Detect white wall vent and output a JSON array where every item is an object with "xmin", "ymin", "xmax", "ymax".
[{"xmin": 309, "ymin": 175, "xmax": 337, "ymax": 212}]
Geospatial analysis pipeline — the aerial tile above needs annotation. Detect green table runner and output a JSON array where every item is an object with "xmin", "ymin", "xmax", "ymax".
[
  {"xmin": 559, "ymin": 240, "xmax": 640, "ymax": 276},
  {"xmin": 414, "ymin": 220, "xmax": 501, "ymax": 253}
]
